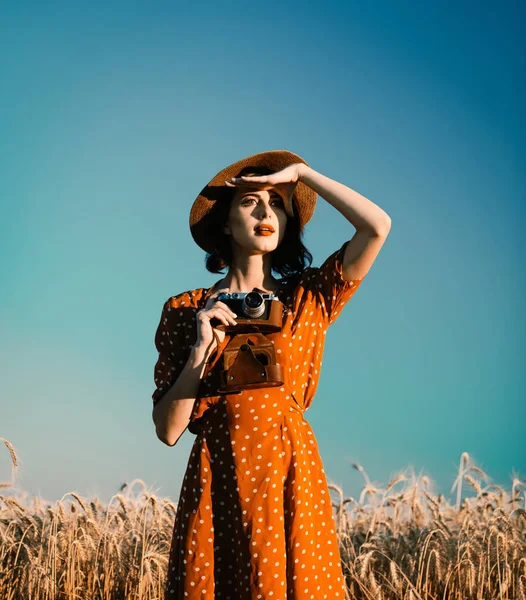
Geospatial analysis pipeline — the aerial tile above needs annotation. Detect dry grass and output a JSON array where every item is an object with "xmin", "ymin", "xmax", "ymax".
[{"xmin": 1, "ymin": 442, "xmax": 525, "ymax": 599}]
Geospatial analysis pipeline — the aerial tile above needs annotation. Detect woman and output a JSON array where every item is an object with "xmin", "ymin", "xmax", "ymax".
[{"xmin": 152, "ymin": 150, "xmax": 391, "ymax": 599}]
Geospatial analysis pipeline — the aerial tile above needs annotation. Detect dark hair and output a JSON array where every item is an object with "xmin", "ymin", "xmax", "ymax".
[{"xmin": 205, "ymin": 166, "xmax": 313, "ymax": 278}]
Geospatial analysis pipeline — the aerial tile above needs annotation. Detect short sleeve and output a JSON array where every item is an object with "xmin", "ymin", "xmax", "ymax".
[
  {"xmin": 152, "ymin": 295, "xmax": 196, "ymax": 407},
  {"xmin": 303, "ymin": 240, "xmax": 366, "ymax": 326}
]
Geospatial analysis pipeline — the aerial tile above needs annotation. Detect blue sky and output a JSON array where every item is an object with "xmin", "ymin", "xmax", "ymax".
[{"xmin": 1, "ymin": 0, "xmax": 524, "ymax": 506}]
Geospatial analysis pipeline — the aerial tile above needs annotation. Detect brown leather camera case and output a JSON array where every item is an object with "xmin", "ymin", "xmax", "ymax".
[{"xmin": 217, "ymin": 333, "xmax": 284, "ymax": 394}]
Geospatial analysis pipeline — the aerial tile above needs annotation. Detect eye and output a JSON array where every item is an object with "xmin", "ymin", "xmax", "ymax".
[{"xmin": 240, "ymin": 195, "xmax": 283, "ymax": 207}]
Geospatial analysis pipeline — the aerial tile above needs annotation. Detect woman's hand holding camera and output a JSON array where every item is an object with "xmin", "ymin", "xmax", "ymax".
[{"xmin": 194, "ymin": 289, "xmax": 237, "ymax": 355}]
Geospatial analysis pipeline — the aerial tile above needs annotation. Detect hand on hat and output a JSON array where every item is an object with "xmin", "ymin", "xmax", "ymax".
[{"xmin": 224, "ymin": 163, "xmax": 304, "ymax": 218}]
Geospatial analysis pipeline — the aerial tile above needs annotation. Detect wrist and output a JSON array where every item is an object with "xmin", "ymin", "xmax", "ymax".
[{"xmin": 297, "ymin": 163, "xmax": 309, "ymax": 182}]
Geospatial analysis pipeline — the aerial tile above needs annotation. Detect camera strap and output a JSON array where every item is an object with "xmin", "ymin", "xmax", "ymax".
[{"xmin": 203, "ymin": 329, "xmax": 232, "ymax": 379}]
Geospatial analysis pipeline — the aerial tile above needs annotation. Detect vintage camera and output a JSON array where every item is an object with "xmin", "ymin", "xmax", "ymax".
[
  {"xmin": 214, "ymin": 291, "xmax": 283, "ymax": 333},
  {"xmin": 217, "ymin": 291, "xmax": 275, "ymax": 319},
  {"xmin": 207, "ymin": 290, "xmax": 286, "ymax": 393}
]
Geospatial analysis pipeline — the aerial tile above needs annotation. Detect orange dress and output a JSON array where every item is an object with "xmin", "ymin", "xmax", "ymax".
[{"xmin": 152, "ymin": 241, "xmax": 366, "ymax": 599}]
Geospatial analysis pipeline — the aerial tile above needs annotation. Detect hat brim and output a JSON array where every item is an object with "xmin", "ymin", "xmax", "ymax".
[{"xmin": 189, "ymin": 150, "xmax": 317, "ymax": 253}]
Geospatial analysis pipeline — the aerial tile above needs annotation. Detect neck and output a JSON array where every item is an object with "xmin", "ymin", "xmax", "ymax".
[{"xmin": 217, "ymin": 252, "xmax": 280, "ymax": 293}]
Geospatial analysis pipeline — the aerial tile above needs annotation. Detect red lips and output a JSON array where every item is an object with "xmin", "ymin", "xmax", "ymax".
[{"xmin": 255, "ymin": 224, "xmax": 275, "ymax": 234}]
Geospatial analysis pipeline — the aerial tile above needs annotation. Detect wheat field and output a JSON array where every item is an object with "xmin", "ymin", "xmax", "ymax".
[{"xmin": 1, "ymin": 438, "xmax": 525, "ymax": 600}]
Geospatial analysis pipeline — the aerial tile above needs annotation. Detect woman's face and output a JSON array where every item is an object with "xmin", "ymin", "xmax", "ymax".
[{"xmin": 224, "ymin": 186, "xmax": 288, "ymax": 256}]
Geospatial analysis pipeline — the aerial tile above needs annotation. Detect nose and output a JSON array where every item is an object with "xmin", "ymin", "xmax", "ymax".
[{"xmin": 256, "ymin": 199, "xmax": 272, "ymax": 219}]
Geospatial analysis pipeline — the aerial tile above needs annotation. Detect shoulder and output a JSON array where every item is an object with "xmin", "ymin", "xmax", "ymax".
[
  {"xmin": 155, "ymin": 288, "xmax": 208, "ymax": 338},
  {"xmin": 287, "ymin": 266, "xmax": 320, "ymax": 290},
  {"xmin": 297, "ymin": 242, "xmax": 354, "ymax": 286},
  {"xmin": 299, "ymin": 267, "xmax": 318, "ymax": 281},
  {"xmin": 283, "ymin": 243, "xmax": 349, "ymax": 288},
  {"xmin": 163, "ymin": 287, "xmax": 209, "ymax": 311}
]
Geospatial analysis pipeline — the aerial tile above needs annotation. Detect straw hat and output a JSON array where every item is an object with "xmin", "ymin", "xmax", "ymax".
[{"xmin": 189, "ymin": 150, "xmax": 317, "ymax": 253}]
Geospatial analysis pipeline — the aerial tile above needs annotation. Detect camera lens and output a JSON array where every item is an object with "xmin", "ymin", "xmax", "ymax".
[{"xmin": 242, "ymin": 292, "xmax": 265, "ymax": 318}]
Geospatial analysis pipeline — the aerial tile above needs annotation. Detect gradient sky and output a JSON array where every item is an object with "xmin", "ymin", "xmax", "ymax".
[{"xmin": 1, "ymin": 1, "xmax": 524, "ymax": 507}]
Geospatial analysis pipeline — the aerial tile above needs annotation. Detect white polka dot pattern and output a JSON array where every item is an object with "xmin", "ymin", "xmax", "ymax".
[{"xmin": 153, "ymin": 242, "xmax": 366, "ymax": 598}]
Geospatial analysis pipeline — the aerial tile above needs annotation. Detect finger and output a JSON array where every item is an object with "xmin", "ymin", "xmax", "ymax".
[
  {"xmin": 207, "ymin": 288, "xmax": 229, "ymax": 305},
  {"xmin": 225, "ymin": 178, "xmax": 270, "ymax": 188},
  {"xmin": 204, "ymin": 306, "xmax": 237, "ymax": 326},
  {"xmin": 206, "ymin": 293, "xmax": 233, "ymax": 313},
  {"xmin": 235, "ymin": 175, "xmax": 268, "ymax": 183},
  {"xmin": 209, "ymin": 308, "xmax": 236, "ymax": 327},
  {"xmin": 212, "ymin": 306, "xmax": 238, "ymax": 325},
  {"xmin": 200, "ymin": 308, "xmax": 229, "ymax": 328},
  {"xmin": 214, "ymin": 300, "xmax": 237, "ymax": 318}
]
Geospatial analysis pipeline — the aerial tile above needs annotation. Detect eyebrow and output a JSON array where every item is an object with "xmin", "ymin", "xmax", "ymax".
[{"xmin": 241, "ymin": 190, "xmax": 282, "ymax": 199}]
